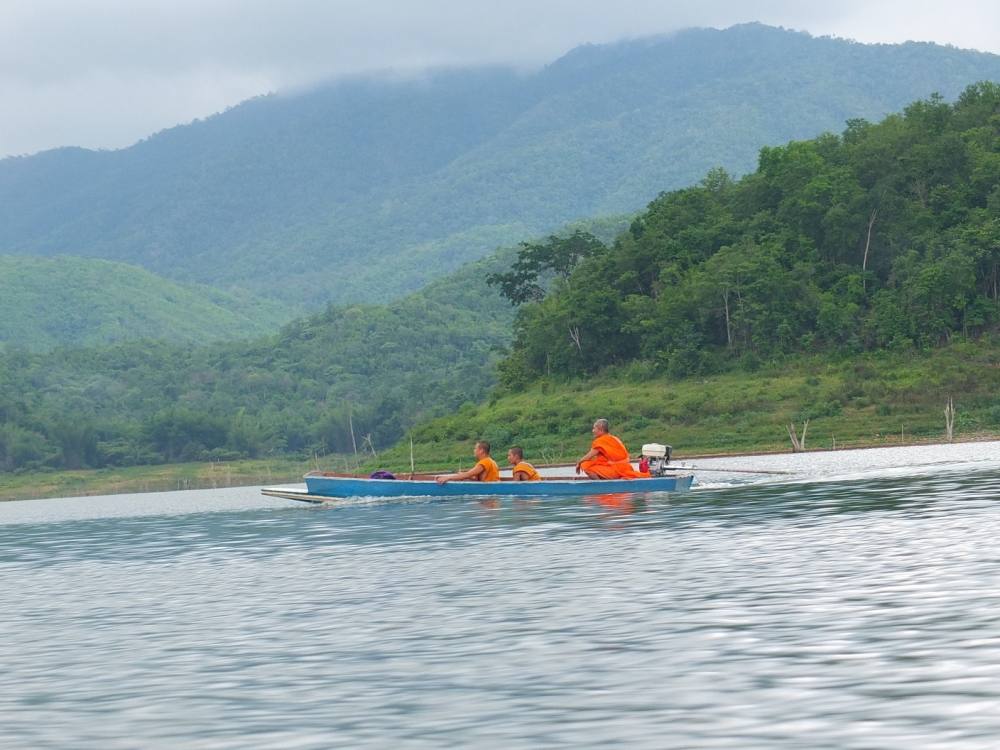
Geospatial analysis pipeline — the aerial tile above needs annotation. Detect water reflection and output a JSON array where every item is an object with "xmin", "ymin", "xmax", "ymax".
[{"xmin": 586, "ymin": 492, "xmax": 642, "ymax": 514}]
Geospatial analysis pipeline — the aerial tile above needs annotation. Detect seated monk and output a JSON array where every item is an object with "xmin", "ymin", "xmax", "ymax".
[
  {"xmin": 436, "ymin": 440, "xmax": 501, "ymax": 484},
  {"xmin": 575, "ymin": 419, "xmax": 650, "ymax": 480},
  {"xmin": 507, "ymin": 446, "xmax": 541, "ymax": 481}
]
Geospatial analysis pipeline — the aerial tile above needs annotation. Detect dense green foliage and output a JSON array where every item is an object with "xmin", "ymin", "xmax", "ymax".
[
  {"xmin": 0, "ymin": 253, "xmax": 507, "ymax": 471},
  {"xmin": 486, "ymin": 231, "xmax": 606, "ymax": 304},
  {"xmin": 3, "ymin": 78, "xmax": 1000, "ymax": 477},
  {"xmin": 3, "ymin": 25, "xmax": 1000, "ymax": 306},
  {"xmin": 0, "ymin": 256, "xmax": 294, "ymax": 351},
  {"xmin": 497, "ymin": 83, "xmax": 1000, "ymax": 387},
  {"xmin": 0, "ymin": 217, "xmax": 629, "ymax": 473}
]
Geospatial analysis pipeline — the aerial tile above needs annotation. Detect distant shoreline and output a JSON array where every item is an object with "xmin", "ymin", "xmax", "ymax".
[
  {"xmin": 3, "ymin": 432, "xmax": 997, "ymax": 503},
  {"xmin": 677, "ymin": 432, "xmax": 1000, "ymax": 460},
  {"xmin": 0, "ymin": 458, "xmax": 314, "ymax": 503}
]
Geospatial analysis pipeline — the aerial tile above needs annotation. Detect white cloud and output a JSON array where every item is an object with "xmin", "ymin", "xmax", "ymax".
[
  {"xmin": 820, "ymin": 0, "xmax": 1000, "ymax": 51},
  {"xmin": 1, "ymin": 0, "xmax": 997, "ymax": 156},
  {"xmin": 0, "ymin": 68, "xmax": 273, "ymax": 157}
]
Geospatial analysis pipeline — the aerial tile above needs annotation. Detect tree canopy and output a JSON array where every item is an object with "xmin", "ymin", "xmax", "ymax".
[{"xmin": 497, "ymin": 83, "xmax": 1000, "ymax": 388}]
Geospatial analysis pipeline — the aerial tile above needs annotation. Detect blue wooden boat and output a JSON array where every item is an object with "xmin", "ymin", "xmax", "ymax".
[{"xmin": 262, "ymin": 470, "xmax": 694, "ymax": 503}]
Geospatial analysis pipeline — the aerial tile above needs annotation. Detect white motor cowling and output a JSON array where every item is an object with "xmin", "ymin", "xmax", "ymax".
[{"xmin": 641, "ymin": 443, "xmax": 673, "ymax": 477}]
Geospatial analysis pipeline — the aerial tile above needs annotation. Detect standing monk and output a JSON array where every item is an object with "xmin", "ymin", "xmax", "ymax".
[
  {"xmin": 575, "ymin": 419, "xmax": 650, "ymax": 479},
  {"xmin": 436, "ymin": 440, "xmax": 501, "ymax": 484}
]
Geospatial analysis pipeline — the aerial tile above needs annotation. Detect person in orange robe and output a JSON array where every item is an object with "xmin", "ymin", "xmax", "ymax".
[
  {"xmin": 436, "ymin": 440, "xmax": 501, "ymax": 484},
  {"xmin": 507, "ymin": 446, "xmax": 541, "ymax": 481},
  {"xmin": 575, "ymin": 419, "xmax": 650, "ymax": 479}
]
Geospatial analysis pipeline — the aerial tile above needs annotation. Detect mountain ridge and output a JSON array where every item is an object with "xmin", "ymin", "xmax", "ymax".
[{"xmin": 2, "ymin": 23, "xmax": 1000, "ymax": 308}]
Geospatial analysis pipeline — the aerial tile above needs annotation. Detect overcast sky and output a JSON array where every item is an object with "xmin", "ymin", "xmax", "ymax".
[{"xmin": 2, "ymin": 0, "xmax": 999, "ymax": 157}]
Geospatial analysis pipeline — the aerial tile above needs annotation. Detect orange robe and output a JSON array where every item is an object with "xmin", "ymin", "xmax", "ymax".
[
  {"xmin": 512, "ymin": 461, "xmax": 541, "ymax": 481},
  {"xmin": 475, "ymin": 457, "xmax": 501, "ymax": 482},
  {"xmin": 580, "ymin": 434, "xmax": 650, "ymax": 479}
]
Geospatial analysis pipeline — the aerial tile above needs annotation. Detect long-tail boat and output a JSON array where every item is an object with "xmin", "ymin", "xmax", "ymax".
[{"xmin": 262, "ymin": 469, "xmax": 694, "ymax": 504}]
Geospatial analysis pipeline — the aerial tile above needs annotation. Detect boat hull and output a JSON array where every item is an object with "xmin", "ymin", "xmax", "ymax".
[{"xmin": 294, "ymin": 472, "xmax": 694, "ymax": 499}]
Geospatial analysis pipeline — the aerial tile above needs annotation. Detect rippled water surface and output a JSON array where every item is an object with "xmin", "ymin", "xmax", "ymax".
[{"xmin": 3, "ymin": 443, "xmax": 1000, "ymax": 748}]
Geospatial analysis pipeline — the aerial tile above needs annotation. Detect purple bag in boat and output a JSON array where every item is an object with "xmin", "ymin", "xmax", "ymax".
[{"xmin": 369, "ymin": 470, "xmax": 396, "ymax": 480}]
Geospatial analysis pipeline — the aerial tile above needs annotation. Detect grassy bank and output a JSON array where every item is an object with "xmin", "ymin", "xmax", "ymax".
[
  {"xmin": 0, "ymin": 457, "xmax": 318, "ymax": 502},
  {"xmin": 375, "ymin": 340, "xmax": 1000, "ymax": 470}
]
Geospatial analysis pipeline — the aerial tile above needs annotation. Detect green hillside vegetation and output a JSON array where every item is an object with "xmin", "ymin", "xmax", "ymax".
[
  {"xmin": 2, "ymin": 83, "xmax": 999, "ymax": 480},
  {"xmin": 0, "ymin": 216, "xmax": 629, "ymax": 474},
  {"xmin": 0, "ymin": 256, "xmax": 294, "ymax": 351},
  {"xmin": 4, "ymin": 339, "xmax": 998, "ymax": 499},
  {"xmin": 494, "ymin": 83, "xmax": 1000, "ymax": 385},
  {"xmin": 6, "ymin": 338, "xmax": 998, "ymax": 500},
  {"xmin": 388, "ymin": 82, "xmax": 1000, "ymax": 466},
  {"xmin": 0, "ymin": 255, "xmax": 507, "ymax": 472},
  {"xmin": 3, "ymin": 24, "xmax": 1000, "ymax": 306},
  {"xmin": 381, "ymin": 341, "xmax": 1000, "ymax": 469}
]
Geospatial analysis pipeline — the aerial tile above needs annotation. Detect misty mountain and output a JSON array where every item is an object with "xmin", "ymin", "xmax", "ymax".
[{"xmin": 2, "ymin": 23, "xmax": 1000, "ymax": 306}]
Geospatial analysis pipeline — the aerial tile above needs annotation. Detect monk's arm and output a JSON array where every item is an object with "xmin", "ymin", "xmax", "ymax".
[
  {"xmin": 575, "ymin": 448, "xmax": 601, "ymax": 474},
  {"xmin": 512, "ymin": 469, "xmax": 529, "ymax": 481},
  {"xmin": 436, "ymin": 463, "xmax": 486, "ymax": 484}
]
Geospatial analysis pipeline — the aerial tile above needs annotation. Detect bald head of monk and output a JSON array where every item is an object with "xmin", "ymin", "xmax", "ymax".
[
  {"xmin": 592, "ymin": 418, "xmax": 610, "ymax": 436},
  {"xmin": 475, "ymin": 440, "xmax": 491, "ymax": 459}
]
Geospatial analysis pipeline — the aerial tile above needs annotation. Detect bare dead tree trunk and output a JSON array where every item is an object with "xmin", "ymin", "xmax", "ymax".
[
  {"xmin": 945, "ymin": 397, "xmax": 955, "ymax": 442},
  {"xmin": 362, "ymin": 433, "xmax": 377, "ymax": 459},
  {"xmin": 722, "ymin": 289, "xmax": 733, "ymax": 349},
  {"xmin": 569, "ymin": 326, "xmax": 582, "ymax": 353},
  {"xmin": 348, "ymin": 407, "xmax": 359, "ymax": 468},
  {"xmin": 787, "ymin": 423, "xmax": 800, "ymax": 452},
  {"xmin": 787, "ymin": 420, "xmax": 809, "ymax": 452},
  {"xmin": 862, "ymin": 207, "xmax": 878, "ymax": 291},
  {"xmin": 735, "ymin": 284, "xmax": 748, "ymax": 350}
]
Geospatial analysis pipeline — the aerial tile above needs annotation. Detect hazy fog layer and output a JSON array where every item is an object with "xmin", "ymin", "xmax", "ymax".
[{"xmin": 2, "ymin": 0, "xmax": 999, "ymax": 157}]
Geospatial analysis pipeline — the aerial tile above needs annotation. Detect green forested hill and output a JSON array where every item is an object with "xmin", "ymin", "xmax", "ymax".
[
  {"xmin": 0, "ymin": 256, "xmax": 294, "ymax": 350},
  {"xmin": 0, "ymin": 215, "xmax": 629, "ymax": 471},
  {"xmin": 2, "ymin": 84, "xmax": 999, "ymax": 476},
  {"xmin": 390, "ymin": 82, "xmax": 1000, "ymax": 464},
  {"xmin": 0, "ymin": 257, "xmax": 507, "ymax": 471},
  {"xmin": 3, "ymin": 24, "xmax": 1000, "ymax": 305},
  {"xmin": 493, "ymin": 83, "xmax": 1000, "ymax": 385}
]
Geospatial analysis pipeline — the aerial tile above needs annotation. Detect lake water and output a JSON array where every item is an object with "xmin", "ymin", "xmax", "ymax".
[{"xmin": 3, "ymin": 442, "xmax": 1000, "ymax": 748}]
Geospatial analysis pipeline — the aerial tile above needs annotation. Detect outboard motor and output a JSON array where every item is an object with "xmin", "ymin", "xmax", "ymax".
[{"xmin": 640, "ymin": 443, "xmax": 673, "ymax": 477}]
